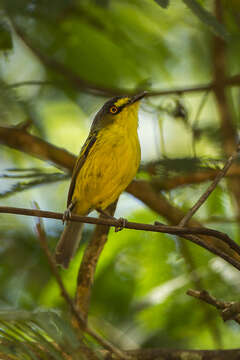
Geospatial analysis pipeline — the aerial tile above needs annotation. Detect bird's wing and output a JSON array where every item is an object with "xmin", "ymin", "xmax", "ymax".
[{"xmin": 67, "ymin": 131, "xmax": 98, "ymax": 207}]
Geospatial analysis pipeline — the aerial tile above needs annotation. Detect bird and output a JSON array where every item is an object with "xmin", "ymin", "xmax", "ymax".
[{"xmin": 55, "ymin": 92, "xmax": 146, "ymax": 268}]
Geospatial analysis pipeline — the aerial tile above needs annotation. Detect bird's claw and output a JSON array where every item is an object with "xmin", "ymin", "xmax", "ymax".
[
  {"xmin": 62, "ymin": 209, "xmax": 72, "ymax": 224},
  {"xmin": 62, "ymin": 202, "xmax": 76, "ymax": 224},
  {"xmin": 115, "ymin": 217, "xmax": 127, "ymax": 232}
]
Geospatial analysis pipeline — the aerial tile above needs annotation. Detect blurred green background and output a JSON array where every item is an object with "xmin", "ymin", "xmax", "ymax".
[{"xmin": 1, "ymin": 0, "xmax": 240, "ymax": 354}]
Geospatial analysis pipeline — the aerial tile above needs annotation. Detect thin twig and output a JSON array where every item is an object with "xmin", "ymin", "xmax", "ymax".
[
  {"xmin": 8, "ymin": 80, "xmax": 53, "ymax": 88},
  {"xmin": 179, "ymin": 144, "xmax": 240, "ymax": 226},
  {"xmin": 187, "ymin": 289, "xmax": 240, "ymax": 324},
  {"xmin": 182, "ymin": 233, "xmax": 240, "ymax": 271},
  {"xmin": 5, "ymin": 75, "xmax": 240, "ymax": 98},
  {"xmin": 34, "ymin": 205, "xmax": 131, "ymax": 360}
]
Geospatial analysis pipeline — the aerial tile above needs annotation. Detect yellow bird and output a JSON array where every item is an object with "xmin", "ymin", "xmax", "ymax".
[{"xmin": 55, "ymin": 92, "xmax": 146, "ymax": 268}]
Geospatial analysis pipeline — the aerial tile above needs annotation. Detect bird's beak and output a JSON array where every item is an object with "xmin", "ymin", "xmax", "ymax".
[{"xmin": 130, "ymin": 91, "xmax": 147, "ymax": 104}]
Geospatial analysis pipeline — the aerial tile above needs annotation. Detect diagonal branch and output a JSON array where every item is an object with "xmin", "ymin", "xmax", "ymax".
[
  {"xmin": 179, "ymin": 144, "xmax": 240, "ymax": 226},
  {"xmin": 75, "ymin": 201, "xmax": 117, "ymax": 325},
  {"xmin": 34, "ymin": 207, "xmax": 130, "ymax": 360},
  {"xmin": 187, "ymin": 289, "xmax": 240, "ymax": 324},
  {"xmin": 0, "ymin": 125, "xmax": 75, "ymax": 171}
]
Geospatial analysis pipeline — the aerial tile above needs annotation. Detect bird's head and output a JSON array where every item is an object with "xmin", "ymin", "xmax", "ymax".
[{"xmin": 91, "ymin": 92, "xmax": 146, "ymax": 131}]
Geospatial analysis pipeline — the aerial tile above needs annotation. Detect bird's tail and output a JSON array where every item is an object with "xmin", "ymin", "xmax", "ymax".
[{"xmin": 55, "ymin": 221, "xmax": 83, "ymax": 269}]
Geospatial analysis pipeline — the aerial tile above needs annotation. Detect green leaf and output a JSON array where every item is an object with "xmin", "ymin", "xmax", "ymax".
[
  {"xmin": 153, "ymin": 0, "xmax": 170, "ymax": 8},
  {"xmin": 182, "ymin": 0, "xmax": 229, "ymax": 40}
]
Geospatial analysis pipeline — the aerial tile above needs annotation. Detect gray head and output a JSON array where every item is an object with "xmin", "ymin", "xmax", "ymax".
[{"xmin": 90, "ymin": 92, "xmax": 146, "ymax": 132}]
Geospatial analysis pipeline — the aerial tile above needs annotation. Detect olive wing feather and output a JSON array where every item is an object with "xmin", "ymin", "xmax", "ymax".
[{"xmin": 67, "ymin": 131, "xmax": 98, "ymax": 207}]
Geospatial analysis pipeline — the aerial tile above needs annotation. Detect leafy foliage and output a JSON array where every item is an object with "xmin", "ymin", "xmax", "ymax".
[{"xmin": 0, "ymin": 310, "xmax": 83, "ymax": 360}]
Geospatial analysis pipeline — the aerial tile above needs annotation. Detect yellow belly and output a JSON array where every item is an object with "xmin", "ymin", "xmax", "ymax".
[{"xmin": 72, "ymin": 127, "xmax": 141, "ymax": 215}]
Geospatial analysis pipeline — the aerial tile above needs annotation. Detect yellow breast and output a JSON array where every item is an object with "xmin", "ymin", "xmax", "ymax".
[{"xmin": 73, "ymin": 103, "xmax": 141, "ymax": 215}]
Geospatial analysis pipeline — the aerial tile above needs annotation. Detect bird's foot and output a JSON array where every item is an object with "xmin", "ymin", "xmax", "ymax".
[
  {"xmin": 62, "ymin": 201, "xmax": 76, "ymax": 224},
  {"xmin": 115, "ymin": 217, "xmax": 127, "ymax": 232},
  {"xmin": 96, "ymin": 208, "xmax": 112, "ymax": 218},
  {"xmin": 96, "ymin": 208, "xmax": 127, "ymax": 232},
  {"xmin": 154, "ymin": 221, "xmax": 163, "ymax": 226}
]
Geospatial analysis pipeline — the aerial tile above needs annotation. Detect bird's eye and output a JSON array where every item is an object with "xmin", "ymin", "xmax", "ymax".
[{"xmin": 109, "ymin": 105, "xmax": 118, "ymax": 114}]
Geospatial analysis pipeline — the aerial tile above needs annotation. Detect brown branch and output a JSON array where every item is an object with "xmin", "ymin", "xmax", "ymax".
[
  {"xmin": 127, "ymin": 180, "xmax": 240, "ymax": 265},
  {"xmin": 6, "ymin": 74, "xmax": 240, "ymax": 98},
  {"xmin": 187, "ymin": 289, "xmax": 240, "ymax": 324},
  {"xmin": 34, "ymin": 206, "xmax": 130, "ymax": 360},
  {"xmin": 2, "ymin": 205, "xmax": 240, "ymax": 271},
  {"xmin": 147, "ymin": 74, "xmax": 240, "ymax": 97},
  {"xmin": 3, "ymin": 122, "xmax": 240, "ymax": 196},
  {"xmin": 0, "ymin": 125, "xmax": 75, "ymax": 171},
  {"xmin": 174, "ymin": 143, "xmax": 240, "ymax": 345},
  {"xmin": 179, "ymin": 144, "xmax": 240, "ymax": 226},
  {"xmin": 7, "ymin": 75, "xmax": 240, "ymax": 98},
  {"xmin": 203, "ymin": 216, "xmax": 240, "ymax": 224},
  {"xmin": 151, "ymin": 164, "xmax": 240, "ymax": 191},
  {"xmin": 75, "ymin": 201, "xmax": 117, "ymax": 325},
  {"xmin": 213, "ymin": 0, "xmax": 240, "ymax": 216},
  {"xmin": 1, "ymin": 204, "xmax": 240, "ymax": 251},
  {"xmin": 3, "ymin": 124, "xmax": 240, "ymax": 321},
  {"xmin": 123, "ymin": 348, "xmax": 240, "ymax": 360},
  {"xmin": 2, "ymin": 125, "xmax": 240, "ymax": 273}
]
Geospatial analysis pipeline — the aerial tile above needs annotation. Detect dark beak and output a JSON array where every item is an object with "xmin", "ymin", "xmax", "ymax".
[{"xmin": 130, "ymin": 91, "xmax": 147, "ymax": 104}]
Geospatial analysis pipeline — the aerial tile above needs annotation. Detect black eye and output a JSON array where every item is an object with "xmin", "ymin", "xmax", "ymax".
[{"xmin": 109, "ymin": 105, "xmax": 118, "ymax": 114}]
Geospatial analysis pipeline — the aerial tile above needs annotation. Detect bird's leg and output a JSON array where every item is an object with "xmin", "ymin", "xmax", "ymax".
[
  {"xmin": 96, "ymin": 208, "xmax": 127, "ymax": 232},
  {"xmin": 62, "ymin": 200, "xmax": 76, "ymax": 224},
  {"xmin": 96, "ymin": 208, "xmax": 112, "ymax": 218}
]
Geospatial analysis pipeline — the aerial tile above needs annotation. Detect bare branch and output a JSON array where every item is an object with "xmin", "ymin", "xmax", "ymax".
[
  {"xmin": 6, "ymin": 75, "xmax": 240, "ymax": 98},
  {"xmin": 179, "ymin": 144, "xmax": 240, "ymax": 226},
  {"xmin": 187, "ymin": 289, "xmax": 240, "ymax": 324},
  {"xmin": 2, "ymin": 205, "xmax": 240, "ymax": 271},
  {"xmin": 151, "ymin": 164, "xmax": 240, "ymax": 191},
  {"xmin": 75, "ymin": 201, "xmax": 117, "ymax": 324},
  {"xmin": 34, "ymin": 205, "xmax": 130, "ymax": 360},
  {"xmin": 8, "ymin": 80, "xmax": 53, "ymax": 88},
  {"xmin": 0, "ymin": 125, "xmax": 75, "ymax": 171},
  {"xmin": 124, "ymin": 347, "xmax": 240, "ymax": 360},
  {"xmin": 212, "ymin": 0, "xmax": 240, "ymax": 216},
  {"xmin": 129, "ymin": 180, "xmax": 240, "ymax": 274}
]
